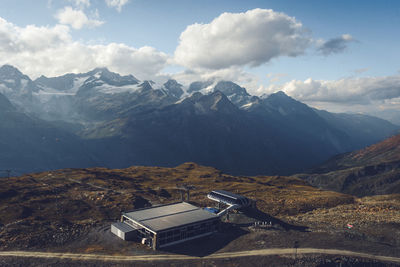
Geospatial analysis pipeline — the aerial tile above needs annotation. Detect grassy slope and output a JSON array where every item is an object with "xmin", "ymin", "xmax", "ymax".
[
  {"xmin": 298, "ymin": 134, "xmax": 400, "ymax": 196},
  {"xmin": 1, "ymin": 162, "xmax": 399, "ymax": 258},
  {"xmin": 0, "ymin": 163, "xmax": 354, "ymax": 247}
]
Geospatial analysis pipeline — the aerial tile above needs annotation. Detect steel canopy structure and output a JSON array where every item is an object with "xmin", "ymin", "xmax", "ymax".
[{"xmin": 207, "ymin": 190, "xmax": 251, "ymax": 207}]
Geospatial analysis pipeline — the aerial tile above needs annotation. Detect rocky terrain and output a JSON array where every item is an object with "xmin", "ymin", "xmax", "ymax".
[
  {"xmin": 297, "ymin": 133, "xmax": 400, "ymax": 196},
  {"xmin": 0, "ymin": 163, "xmax": 399, "ymax": 266}
]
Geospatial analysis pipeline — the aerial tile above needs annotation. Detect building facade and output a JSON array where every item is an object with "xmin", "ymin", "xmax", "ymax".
[{"xmin": 115, "ymin": 202, "xmax": 220, "ymax": 249}]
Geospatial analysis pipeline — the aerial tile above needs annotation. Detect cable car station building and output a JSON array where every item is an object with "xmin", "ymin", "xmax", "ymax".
[{"xmin": 112, "ymin": 202, "xmax": 220, "ymax": 250}]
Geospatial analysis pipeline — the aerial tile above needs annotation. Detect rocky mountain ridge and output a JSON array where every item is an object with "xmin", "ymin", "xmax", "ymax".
[
  {"xmin": 297, "ymin": 133, "xmax": 400, "ymax": 196},
  {"xmin": 0, "ymin": 64, "xmax": 398, "ymax": 176}
]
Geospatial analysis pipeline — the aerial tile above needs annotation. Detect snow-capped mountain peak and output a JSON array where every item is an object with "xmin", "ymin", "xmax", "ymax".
[
  {"xmin": 161, "ymin": 79, "xmax": 184, "ymax": 99},
  {"xmin": 0, "ymin": 65, "xmax": 40, "ymax": 108},
  {"xmin": 0, "ymin": 64, "xmax": 21, "ymax": 76}
]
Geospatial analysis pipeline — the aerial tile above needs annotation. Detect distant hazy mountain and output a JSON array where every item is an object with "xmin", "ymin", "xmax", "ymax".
[
  {"xmin": 34, "ymin": 68, "xmax": 182, "ymax": 122},
  {"xmin": 0, "ymin": 92, "xmax": 15, "ymax": 112},
  {"xmin": 162, "ymin": 79, "xmax": 184, "ymax": 99},
  {"xmin": 213, "ymin": 81, "xmax": 257, "ymax": 107},
  {"xmin": 0, "ymin": 92, "xmax": 98, "ymax": 176},
  {"xmin": 0, "ymin": 65, "xmax": 398, "ymax": 176},
  {"xmin": 314, "ymin": 109, "xmax": 398, "ymax": 150},
  {"xmin": 297, "ymin": 134, "xmax": 400, "ymax": 196},
  {"xmin": 83, "ymin": 91, "xmax": 298, "ymax": 175},
  {"xmin": 188, "ymin": 80, "xmax": 214, "ymax": 94},
  {"xmin": 79, "ymin": 89, "xmax": 398, "ymax": 175},
  {"xmin": 0, "ymin": 65, "xmax": 42, "ymax": 114},
  {"xmin": 35, "ymin": 67, "xmax": 140, "ymax": 91}
]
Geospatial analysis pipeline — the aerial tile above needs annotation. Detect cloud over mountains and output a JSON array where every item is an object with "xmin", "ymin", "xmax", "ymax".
[
  {"xmin": 55, "ymin": 6, "xmax": 104, "ymax": 29},
  {"xmin": 105, "ymin": 0, "xmax": 129, "ymax": 12},
  {"xmin": 0, "ymin": 17, "xmax": 167, "ymax": 79},
  {"xmin": 174, "ymin": 9, "xmax": 311, "ymax": 70},
  {"xmin": 0, "ymin": 7, "xmax": 355, "ymax": 84},
  {"xmin": 68, "ymin": 0, "xmax": 91, "ymax": 8},
  {"xmin": 1, "ymin": 5, "xmax": 392, "ymax": 118},
  {"xmin": 267, "ymin": 75, "xmax": 400, "ymax": 105}
]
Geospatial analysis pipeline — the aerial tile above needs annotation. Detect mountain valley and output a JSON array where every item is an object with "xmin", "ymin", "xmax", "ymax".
[{"xmin": 0, "ymin": 64, "xmax": 398, "ymax": 176}]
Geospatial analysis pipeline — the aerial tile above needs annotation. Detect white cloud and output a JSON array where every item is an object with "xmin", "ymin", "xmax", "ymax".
[
  {"xmin": 105, "ymin": 0, "xmax": 129, "ymax": 12},
  {"xmin": 165, "ymin": 65, "xmax": 268, "ymax": 98},
  {"xmin": 264, "ymin": 75, "xmax": 400, "ymax": 105},
  {"xmin": 174, "ymin": 8, "xmax": 312, "ymax": 70},
  {"xmin": 69, "ymin": 0, "xmax": 90, "ymax": 8},
  {"xmin": 55, "ymin": 6, "xmax": 104, "ymax": 30},
  {"xmin": 0, "ymin": 17, "xmax": 71, "ymax": 53},
  {"xmin": 170, "ymin": 67, "xmax": 249, "ymax": 86},
  {"xmin": 0, "ymin": 16, "xmax": 168, "ymax": 80},
  {"xmin": 252, "ymin": 74, "xmax": 400, "ymax": 124},
  {"xmin": 91, "ymin": 44, "xmax": 168, "ymax": 79}
]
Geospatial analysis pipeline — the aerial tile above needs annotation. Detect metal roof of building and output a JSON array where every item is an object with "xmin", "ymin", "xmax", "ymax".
[
  {"xmin": 123, "ymin": 202, "xmax": 218, "ymax": 232},
  {"xmin": 210, "ymin": 190, "xmax": 248, "ymax": 200}
]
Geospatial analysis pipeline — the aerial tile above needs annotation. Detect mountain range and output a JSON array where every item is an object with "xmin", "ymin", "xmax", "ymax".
[
  {"xmin": 0, "ymin": 91, "xmax": 96, "ymax": 174},
  {"xmin": 0, "ymin": 64, "xmax": 398, "ymax": 176}
]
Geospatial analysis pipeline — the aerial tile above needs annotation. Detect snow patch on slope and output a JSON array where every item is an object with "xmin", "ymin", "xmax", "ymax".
[{"xmin": 96, "ymin": 83, "xmax": 142, "ymax": 94}]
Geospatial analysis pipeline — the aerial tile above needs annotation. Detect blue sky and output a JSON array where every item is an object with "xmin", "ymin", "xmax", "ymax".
[{"xmin": 0, "ymin": 0, "xmax": 399, "ymax": 121}]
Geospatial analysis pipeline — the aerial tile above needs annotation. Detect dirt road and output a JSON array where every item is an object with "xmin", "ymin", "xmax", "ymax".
[{"xmin": 0, "ymin": 248, "xmax": 399, "ymax": 263}]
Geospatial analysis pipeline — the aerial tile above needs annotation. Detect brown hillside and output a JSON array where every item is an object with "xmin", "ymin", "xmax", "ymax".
[
  {"xmin": 1, "ymin": 163, "xmax": 400, "ymax": 263},
  {"xmin": 314, "ymin": 133, "xmax": 400, "ymax": 172},
  {"xmin": 0, "ymin": 162, "xmax": 354, "ymax": 250},
  {"xmin": 300, "ymin": 134, "xmax": 400, "ymax": 196},
  {"xmin": 350, "ymin": 133, "xmax": 400, "ymax": 163}
]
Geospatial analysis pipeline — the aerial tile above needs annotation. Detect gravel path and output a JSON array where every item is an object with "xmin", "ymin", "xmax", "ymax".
[{"xmin": 0, "ymin": 248, "xmax": 399, "ymax": 263}]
